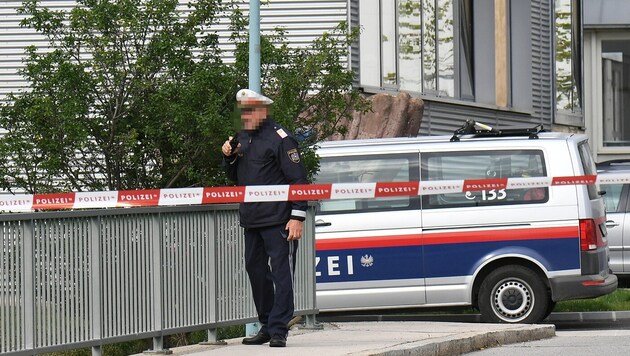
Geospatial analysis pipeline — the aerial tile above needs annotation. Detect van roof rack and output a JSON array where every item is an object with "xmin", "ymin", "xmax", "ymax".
[{"xmin": 450, "ymin": 119, "xmax": 545, "ymax": 142}]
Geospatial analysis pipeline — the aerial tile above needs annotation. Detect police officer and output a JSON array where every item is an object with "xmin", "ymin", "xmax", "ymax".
[{"xmin": 221, "ymin": 89, "xmax": 308, "ymax": 348}]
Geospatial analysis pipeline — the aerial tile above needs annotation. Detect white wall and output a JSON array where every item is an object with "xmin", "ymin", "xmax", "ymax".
[{"xmin": 0, "ymin": 0, "xmax": 349, "ymax": 101}]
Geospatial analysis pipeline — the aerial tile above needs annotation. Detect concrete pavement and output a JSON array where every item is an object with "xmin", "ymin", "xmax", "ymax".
[
  {"xmin": 149, "ymin": 311, "xmax": 630, "ymax": 355},
  {"xmin": 161, "ymin": 321, "xmax": 555, "ymax": 356}
]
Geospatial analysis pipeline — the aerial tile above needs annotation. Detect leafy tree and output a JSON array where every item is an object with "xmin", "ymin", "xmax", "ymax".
[
  {"xmin": 0, "ymin": 0, "xmax": 369, "ymax": 193},
  {"xmin": 229, "ymin": 9, "xmax": 370, "ymax": 180}
]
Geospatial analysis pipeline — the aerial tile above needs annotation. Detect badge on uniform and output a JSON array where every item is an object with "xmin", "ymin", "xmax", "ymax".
[{"xmin": 287, "ymin": 148, "xmax": 300, "ymax": 163}]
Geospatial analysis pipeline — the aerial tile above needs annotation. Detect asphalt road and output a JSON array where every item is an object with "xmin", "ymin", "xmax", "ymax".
[
  {"xmin": 467, "ymin": 321, "xmax": 630, "ymax": 355},
  {"xmin": 554, "ymin": 319, "xmax": 630, "ymax": 330}
]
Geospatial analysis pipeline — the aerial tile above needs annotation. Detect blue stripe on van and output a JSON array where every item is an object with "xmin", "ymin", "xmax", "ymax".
[{"xmin": 315, "ymin": 238, "xmax": 580, "ymax": 283}]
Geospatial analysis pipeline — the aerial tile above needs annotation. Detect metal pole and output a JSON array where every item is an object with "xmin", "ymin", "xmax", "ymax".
[
  {"xmin": 246, "ymin": 0, "xmax": 262, "ymax": 336},
  {"xmin": 249, "ymin": 0, "xmax": 261, "ymax": 93}
]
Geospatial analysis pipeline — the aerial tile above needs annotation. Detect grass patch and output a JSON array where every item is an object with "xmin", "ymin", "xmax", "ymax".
[
  {"xmin": 554, "ymin": 288, "xmax": 630, "ymax": 312},
  {"xmin": 44, "ymin": 325, "xmax": 246, "ymax": 356}
]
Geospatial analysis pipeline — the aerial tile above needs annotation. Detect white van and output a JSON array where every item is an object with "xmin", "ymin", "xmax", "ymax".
[{"xmin": 313, "ymin": 122, "xmax": 617, "ymax": 323}]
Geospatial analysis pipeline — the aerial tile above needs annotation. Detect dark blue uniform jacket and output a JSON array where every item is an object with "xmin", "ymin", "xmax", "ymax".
[{"xmin": 223, "ymin": 118, "xmax": 309, "ymax": 228}]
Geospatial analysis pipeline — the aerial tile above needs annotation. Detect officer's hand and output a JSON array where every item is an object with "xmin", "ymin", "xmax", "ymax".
[
  {"xmin": 285, "ymin": 219, "xmax": 303, "ymax": 241},
  {"xmin": 222, "ymin": 137, "xmax": 239, "ymax": 156}
]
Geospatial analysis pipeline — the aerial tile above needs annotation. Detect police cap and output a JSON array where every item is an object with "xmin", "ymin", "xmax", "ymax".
[{"xmin": 236, "ymin": 89, "xmax": 274, "ymax": 107}]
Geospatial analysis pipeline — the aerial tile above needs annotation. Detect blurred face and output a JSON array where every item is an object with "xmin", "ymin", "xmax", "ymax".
[{"xmin": 240, "ymin": 104, "xmax": 268, "ymax": 131}]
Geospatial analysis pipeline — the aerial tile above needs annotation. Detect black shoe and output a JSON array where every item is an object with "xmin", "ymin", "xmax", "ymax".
[
  {"xmin": 269, "ymin": 335, "xmax": 286, "ymax": 348},
  {"xmin": 242, "ymin": 330, "xmax": 271, "ymax": 345}
]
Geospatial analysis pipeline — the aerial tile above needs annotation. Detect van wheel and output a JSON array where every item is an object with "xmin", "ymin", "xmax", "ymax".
[{"xmin": 478, "ymin": 265, "xmax": 549, "ymax": 323}]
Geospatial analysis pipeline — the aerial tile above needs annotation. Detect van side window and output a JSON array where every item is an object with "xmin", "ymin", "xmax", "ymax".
[
  {"xmin": 422, "ymin": 150, "xmax": 548, "ymax": 208},
  {"xmin": 316, "ymin": 154, "xmax": 420, "ymax": 213}
]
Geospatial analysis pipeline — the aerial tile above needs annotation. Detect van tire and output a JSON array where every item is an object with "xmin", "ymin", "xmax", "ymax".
[
  {"xmin": 544, "ymin": 300, "xmax": 557, "ymax": 320},
  {"xmin": 478, "ymin": 265, "xmax": 549, "ymax": 323}
]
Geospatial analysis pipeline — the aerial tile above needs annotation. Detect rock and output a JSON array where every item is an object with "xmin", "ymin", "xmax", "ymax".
[{"xmin": 334, "ymin": 92, "xmax": 424, "ymax": 140}]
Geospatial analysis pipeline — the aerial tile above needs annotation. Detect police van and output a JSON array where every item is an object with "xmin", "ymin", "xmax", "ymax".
[{"xmin": 313, "ymin": 121, "xmax": 617, "ymax": 323}]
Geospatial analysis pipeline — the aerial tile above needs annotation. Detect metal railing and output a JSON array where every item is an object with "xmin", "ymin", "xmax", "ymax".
[{"xmin": 0, "ymin": 204, "xmax": 317, "ymax": 355}]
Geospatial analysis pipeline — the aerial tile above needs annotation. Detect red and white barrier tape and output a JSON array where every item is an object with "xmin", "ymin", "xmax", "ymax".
[{"xmin": 1, "ymin": 173, "xmax": 629, "ymax": 213}]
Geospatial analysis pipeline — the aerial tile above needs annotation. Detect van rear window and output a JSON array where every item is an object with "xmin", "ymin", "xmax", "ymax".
[
  {"xmin": 422, "ymin": 150, "xmax": 548, "ymax": 209},
  {"xmin": 578, "ymin": 141, "xmax": 600, "ymax": 200},
  {"xmin": 316, "ymin": 154, "xmax": 419, "ymax": 213}
]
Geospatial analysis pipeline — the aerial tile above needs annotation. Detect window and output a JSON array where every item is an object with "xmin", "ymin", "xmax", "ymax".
[
  {"xmin": 601, "ymin": 184, "xmax": 624, "ymax": 213},
  {"xmin": 601, "ymin": 39, "xmax": 630, "ymax": 147},
  {"xmin": 421, "ymin": 0, "xmax": 455, "ymax": 96},
  {"xmin": 554, "ymin": 0, "xmax": 582, "ymax": 113},
  {"xmin": 578, "ymin": 141, "xmax": 600, "ymax": 200},
  {"xmin": 422, "ymin": 150, "xmax": 548, "ymax": 209},
  {"xmin": 382, "ymin": 0, "xmax": 398, "ymax": 86},
  {"xmin": 315, "ymin": 154, "xmax": 419, "ymax": 213},
  {"xmin": 399, "ymin": 0, "xmax": 422, "ymax": 91},
  {"xmin": 361, "ymin": 0, "xmax": 474, "ymax": 98}
]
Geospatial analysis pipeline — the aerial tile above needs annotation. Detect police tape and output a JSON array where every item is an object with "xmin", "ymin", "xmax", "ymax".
[{"xmin": 2, "ymin": 173, "xmax": 630, "ymax": 212}]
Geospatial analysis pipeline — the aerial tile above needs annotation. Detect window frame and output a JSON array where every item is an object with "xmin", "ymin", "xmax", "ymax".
[{"xmin": 586, "ymin": 31, "xmax": 630, "ymax": 154}]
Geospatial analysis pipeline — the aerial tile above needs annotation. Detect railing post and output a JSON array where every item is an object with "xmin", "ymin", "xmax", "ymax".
[
  {"xmin": 303, "ymin": 314, "xmax": 323, "ymax": 329},
  {"xmin": 92, "ymin": 345, "xmax": 102, "ymax": 356},
  {"xmin": 199, "ymin": 210, "xmax": 226, "ymax": 346},
  {"xmin": 300, "ymin": 206, "xmax": 322, "ymax": 330},
  {"xmin": 90, "ymin": 217, "xmax": 103, "ymax": 356},
  {"xmin": 146, "ymin": 215, "xmax": 172, "ymax": 354},
  {"xmin": 23, "ymin": 220, "xmax": 35, "ymax": 351},
  {"xmin": 245, "ymin": 322, "xmax": 261, "ymax": 336},
  {"xmin": 202, "ymin": 328, "xmax": 226, "ymax": 345}
]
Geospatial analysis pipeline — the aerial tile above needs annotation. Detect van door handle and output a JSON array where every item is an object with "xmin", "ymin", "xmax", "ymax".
[
  {"xmin": 606, "ymin": 220, "xmax": 619, "ymax": 228},
  {"xmin": 315, "ymin": 219, "xmax": 332, "ymax": 227}
]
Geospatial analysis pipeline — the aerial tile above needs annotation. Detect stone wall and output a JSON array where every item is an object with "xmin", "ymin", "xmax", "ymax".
[{"xmin": 332, "ymin": 92, "xmax": 424, "ymax": 140}]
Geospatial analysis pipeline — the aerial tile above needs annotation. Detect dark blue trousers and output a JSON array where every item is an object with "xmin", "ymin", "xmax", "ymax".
[{"xmin": 244, "ymin": 224, "xmax": 298, "ymax": 338}]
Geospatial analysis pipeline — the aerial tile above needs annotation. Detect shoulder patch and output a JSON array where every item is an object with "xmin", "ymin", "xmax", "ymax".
[
  {"xmin": 276, "ymin": 128, "xmax": 288, "ymax": 139},
  {"xmin": 287, "ymin": 148, "xmax": 300, "ymax": 163}
]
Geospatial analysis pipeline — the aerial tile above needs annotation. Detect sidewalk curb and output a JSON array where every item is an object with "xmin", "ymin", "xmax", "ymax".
[
  {"xmin": 319, "ymin": 311, "xmax": 630, "ymax": 324},
  {"xmin": 366, "ymin": 324, "xmax": 556, "ymax": 356},
  {"xmin": 547, "ymin": 310, "xmax": 630, "ymax": 322}
]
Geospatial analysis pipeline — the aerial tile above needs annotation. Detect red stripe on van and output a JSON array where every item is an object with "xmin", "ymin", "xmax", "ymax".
[
  {"xmin": 316, "ymin": 226, "xmax": 578, "ymax": 250},
  {"xmin": 317, "ymin": 234, "xmax": 423, "ymax": 250}
]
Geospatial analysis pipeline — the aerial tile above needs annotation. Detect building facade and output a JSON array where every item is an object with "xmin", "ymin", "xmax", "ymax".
[
  {"xmin": 355, "ymin": 0, "xmax": 586, "ymax": 136},
  {"xmin": 584, "ymin": 0, "xmax": 630, "ymax": 162},
  {"xmin": 1, "ymin": 1, "xmax": 590, "ymax": 140}
]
